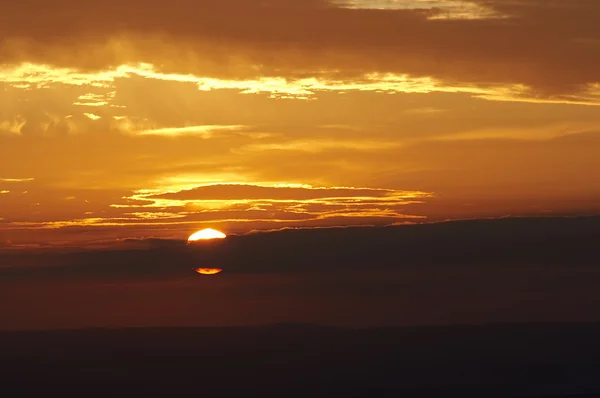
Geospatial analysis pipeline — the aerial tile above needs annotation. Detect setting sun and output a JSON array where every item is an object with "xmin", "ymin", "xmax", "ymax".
[
  {"xmin": 195, "ymin": 268, "xmax": 223, "ymax": 275},
  {"xmin": 188, "ymin": 228, "xmax": 227, "ymax": 242}
]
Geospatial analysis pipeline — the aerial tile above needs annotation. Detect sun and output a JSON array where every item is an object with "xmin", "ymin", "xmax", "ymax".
[
  {"xmin": 195, "ymin": 268, "xmax": 223, "ymax": 275},
  {"xmin": 188, "ymin": 228, "xmax": 227, "ymax": 242}
]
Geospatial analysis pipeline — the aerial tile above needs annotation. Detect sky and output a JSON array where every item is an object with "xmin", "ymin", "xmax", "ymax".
[{"xmin": 2, "ymin": 0, "xmax": 600, "ymax": 248}]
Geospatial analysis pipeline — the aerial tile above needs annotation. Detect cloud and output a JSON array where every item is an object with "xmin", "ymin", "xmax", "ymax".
[
  {"xmin": 338, "ymin": 0, "xmax": 503, "ymax": 19},
  {"xmin": 0, "ymin": 117, "xmax": 27, "ymax": 135},
  {"xmin": 147, "ymin": 184, "xmax": 424, "ymax": 202},
  {"xmin": 83, "ymin": 113, "xmax": 101, "ymax": 120},
  {"xmin": 0, "ymin": 178, "xmax": 34, "ymax": 183},
  {"xmin": 1, "ymin": 0, "xmax": 599, "ymax": 101},
  {"xmin": 136, "ymin": 125, "xmax": 247, "ymax": 137},
  {"xmin": 1, "ymin": 216, "xmax": 599, "ymax": 279},
  {"xmin": 0, "ymin": 62, "xmax": 504, "ymax": 103},
  {"xmin": 0, "ymin": 182, "xmax": 430, "ymax": 245},
  {"xmin": 237, "ymin": 138, "xmax": 402, "ymax": 153},
  {"xmin": 123, "ymin": 183, "xmax": 431, "ymax": 226}
]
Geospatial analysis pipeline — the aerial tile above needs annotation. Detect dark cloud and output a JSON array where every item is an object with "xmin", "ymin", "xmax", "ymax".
[
  {"xmin": 2, "ymin": 216, "xmax": 600, "ymax": 330},
  {"xmin": 1, "ymin": 0, "xmax": 599, "ymax": 95},
  {"xmin": 2, "ymin": 216, "xmax": 599, "ymax": 281}
]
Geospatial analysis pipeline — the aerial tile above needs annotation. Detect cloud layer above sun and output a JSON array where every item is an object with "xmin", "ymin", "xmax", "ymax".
[{"xmin": 2, "ymin": 0, "xmax": 600, "ymax": 100}]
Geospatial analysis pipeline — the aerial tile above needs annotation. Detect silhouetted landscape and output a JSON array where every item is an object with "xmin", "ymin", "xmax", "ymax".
[{"xmin": 1, "ymin": 322, "xmax": 600, "ymax": 396}]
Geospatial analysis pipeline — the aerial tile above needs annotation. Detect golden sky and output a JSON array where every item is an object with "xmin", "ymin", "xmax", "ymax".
[{"xmin": 1, "ymin": 0, "xmax": 600, "ymax": 247}]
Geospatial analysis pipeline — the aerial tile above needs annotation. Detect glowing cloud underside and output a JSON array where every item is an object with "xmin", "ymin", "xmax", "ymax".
[{"xmin": 188, "ymin": 228, "xmax": 227, "ymax": 241}]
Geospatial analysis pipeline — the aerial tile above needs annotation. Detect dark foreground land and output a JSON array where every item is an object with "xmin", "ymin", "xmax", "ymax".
[{"xmin": 1, "ymin": 322, "xmax": 600, "ymax": 397}]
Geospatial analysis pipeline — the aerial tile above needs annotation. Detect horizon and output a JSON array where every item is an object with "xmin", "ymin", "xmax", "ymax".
[
  {"xmin": 2, "ymin": 214, "xmax": 599, "ymax": 252},
  {"xmin": 2, "ymin": 215, "xmax": 599, "ymax": 331}
]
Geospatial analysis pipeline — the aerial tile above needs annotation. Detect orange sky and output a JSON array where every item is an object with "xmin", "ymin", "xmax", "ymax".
[{"xmin": 1, "ymin": 0, "xmax": 600, "ymax": 248}]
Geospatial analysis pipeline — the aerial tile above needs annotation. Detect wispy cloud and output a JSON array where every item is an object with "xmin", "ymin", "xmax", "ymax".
[
  {"xmin": 0, "ymin": 116, "xmax": 27, "ymax": 135},
  {"xmin": 0, "ymin": 178, "xmax": 34, "ymax": 183},
  {"xmin": 74, "ymin": 92, "xmax": 114, "ymax": 107},
  {"xmin": 84, "ymin": 113, "xmax": 102, "ymax": 120},
  {"xmin": 335, "ymin": 0, "xmax": 504, "ymax": 19},
  {"xmin": 136, "ymin": 125, "xmax": 246, "ymax": 137},
  {"xmin": 238, "ymin": 139, "xmax": 401, "ymax": 153},
  {"xmin": 3, "ymin": 62, "xmax": 599, "ymax": 107},
  {"xmin": 0, "ymin": 183, "xmax": 432, "ymax": 237}
]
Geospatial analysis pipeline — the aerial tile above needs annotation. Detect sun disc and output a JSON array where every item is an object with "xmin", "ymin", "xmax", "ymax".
[
  {"xmin": 195, "ymin": 268, "xmax": 223, "ymax": 275},
  {"xmin": 188, "ymin": 228, "xmax": 227, "ymax": 242}
]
